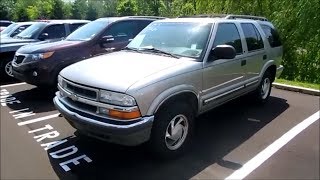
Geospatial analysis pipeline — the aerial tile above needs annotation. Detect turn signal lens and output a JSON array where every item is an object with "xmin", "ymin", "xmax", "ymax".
[
  {"xmin": 109, "ymin": 109, "xmax": 141, "ymax": 120},
  {"xmin": 41, "ymin": 51, "xmax": 54, "ymax": 59}
]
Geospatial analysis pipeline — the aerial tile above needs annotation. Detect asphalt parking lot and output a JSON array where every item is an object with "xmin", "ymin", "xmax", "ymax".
[{"xmin": 1, "ymin": 82, "xmax": 319, "ymax": 180}]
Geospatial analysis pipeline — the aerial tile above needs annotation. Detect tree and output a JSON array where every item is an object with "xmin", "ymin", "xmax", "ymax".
[
  {"xmin": 0, "ymin": 0, "xmax": 15, "ymax": 20},
  {"xmin": 117, "ymin": 0, "xmax": 137, "ymax": 16},
  {"xmin": 51, "ymin": 0, "xmax": 64, "ymax": 19},
  {"xmin": 72, "ymin": 0, "xmax": 88, "ymax": 19}
]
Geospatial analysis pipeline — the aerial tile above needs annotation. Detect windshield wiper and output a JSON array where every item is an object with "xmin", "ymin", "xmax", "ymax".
[{"xmin": 138, "ymin": 47, "xmax": 180, "ymax": 59}]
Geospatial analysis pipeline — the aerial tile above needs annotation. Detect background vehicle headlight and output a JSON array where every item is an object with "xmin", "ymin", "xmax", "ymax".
[
  {"xmin": 100, "ymin": 90, "xmax": 136, "ymax": 106},
  {"xmin": 58, "ymin": 75, "xmax": 63, "ymax": 86},
  {"xmin": 31, "ymin": 51, "xmax": 54, "ymax": 61}
]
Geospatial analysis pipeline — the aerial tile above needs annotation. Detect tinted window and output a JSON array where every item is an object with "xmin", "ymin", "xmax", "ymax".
[
  {"xmin": 66, "ymin": 20, "xmax": 108, "ymax": 41},
  {"xmin": 241, "ymin": 23, "xmax": 264, "ymax": 51},
  {"xmin": 213, "ymin": 23, "xmax": 243, "ymax": 54},
  {"xmin": 136, "ymin": 20, "xmax": 153, "ymax": 33},
  {"xmin": 42, "ymin": 24, "xmax": 66, "ymax": 39},
  {"xmin": 104, "ymin": 21, "xmax": 137, "ymax": 42},
  {"xmin": 69, "ymin": 23, "xmax": 86, "ymax": 33},
  {"xmin": 16, "ymin": 22, "xmax": 46, "ymax": 39},
  {"xmin": 261, "ymin": 24, "xmax": 282, "ymax": 47}
]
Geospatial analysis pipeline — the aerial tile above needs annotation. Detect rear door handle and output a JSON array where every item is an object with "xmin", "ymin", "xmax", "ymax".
[{"xmin": 241, "ymin": 60, "xmax": 246, "ymax": 66}]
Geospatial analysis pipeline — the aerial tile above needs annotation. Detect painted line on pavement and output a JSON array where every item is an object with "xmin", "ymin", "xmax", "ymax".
[
  {"xmin": 225, "ymin": 110, "xmax": 320, "ymax": 180},
  {"xmin": 18, "ymin": 113, "xmax": 60, "ymax": 126},
  {"xmin": 0, "ymin": 82, "xmax": 27, "ymax": 88}
]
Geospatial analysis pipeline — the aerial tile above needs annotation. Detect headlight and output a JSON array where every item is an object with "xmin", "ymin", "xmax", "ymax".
[
  {"xmin": 58, "ymin": 75, "xmax": 63, "ymax": 87},
  {"xmin": 30, "ymin": 51, "xmax": 55, "ymax": 61},
  {"xmin": 100, "ymin": 90, "xmax": 136, "ymax": 106}
]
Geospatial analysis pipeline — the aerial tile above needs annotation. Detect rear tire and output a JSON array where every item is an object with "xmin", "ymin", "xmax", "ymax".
[
  {"xmin": 149, "ymin": 101, "xmax": 194, "ymax": 159},
  {"xmin": 253, "ymin": 71, "xmax": 272, "ymax": 104}
]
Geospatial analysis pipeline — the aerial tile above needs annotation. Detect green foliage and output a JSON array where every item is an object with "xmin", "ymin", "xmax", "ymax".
[
  {"xmin": 72, "ymin": 0, "xmax": 87, "ymax": 19},
  {"xmin": 117, "ymin": 0, "xmax": 137, "ymax": 16},
  {"xmin": 51, "ymin": 0, "xmax": 64, "ymax": 19}
]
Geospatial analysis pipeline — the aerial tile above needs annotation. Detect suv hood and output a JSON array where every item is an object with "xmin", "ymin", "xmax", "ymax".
[
  {"xmin": 17, "ymin": 40, "xmax": 83, "ymax": 54},
  {"xmin": 60, "ymin": 51, "xmax": 186, "ymax": 93}
]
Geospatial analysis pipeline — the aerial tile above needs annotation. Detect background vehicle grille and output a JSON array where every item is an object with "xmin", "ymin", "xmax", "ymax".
[{"xmin": 14, "ymin": 55, "xmax": 25, "ymax": 64}]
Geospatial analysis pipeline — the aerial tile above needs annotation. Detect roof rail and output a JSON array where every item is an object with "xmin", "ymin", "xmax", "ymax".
[
  {"xmin": 178, "ymin": 14, "xmax": 268, "ymax": 21},
  {"xmin": 225, "ymin": 14, "xmax": 268, "ymax": 21},
  {"xmin": 125, "ymin": 16, "xmax": 166, "ymax": 20},
  {"xmin": 178, "ymin": 14, "xmax": 228, "ymax": 18}
]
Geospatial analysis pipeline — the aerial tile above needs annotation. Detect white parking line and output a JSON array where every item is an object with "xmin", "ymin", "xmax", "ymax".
[
  {"xmin": 0, "ymin": 82, "xmax": 27, "ymax": 88},
  {"xmin": 225, "ymin": 110, "xmax": 320, "ymax": 180},
  {"xmin": 18, "ymin": 113, "xmax": 60, "ymax": 126}
]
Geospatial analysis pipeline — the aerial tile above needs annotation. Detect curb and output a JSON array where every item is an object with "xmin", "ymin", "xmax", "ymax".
[{"xmin": 272, "ymin": 83, "xmax": 320, "ymax": 96}]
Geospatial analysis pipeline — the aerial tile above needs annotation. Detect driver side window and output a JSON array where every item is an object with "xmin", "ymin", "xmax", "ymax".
[
  {"xmin": 41, "ymin": 24, "xmax": 66, "ymax": 39},
  {"xmin": 103, "ymin": 21, "xmax": 136, "ymax": 42},
  {"xmin": 213, "ymin": 23, "xmax": 243, "ymax": 54}
]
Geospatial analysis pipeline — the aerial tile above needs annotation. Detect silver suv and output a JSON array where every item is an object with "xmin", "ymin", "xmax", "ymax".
[{"xmin": 54, "ymin": 15, "xmax": 283, "ymax": 157}]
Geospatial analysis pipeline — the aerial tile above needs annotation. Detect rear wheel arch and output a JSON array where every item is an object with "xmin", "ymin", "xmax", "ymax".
[{"xmin": 265, "ymin": 64, "xmax": 277, "ymax": 82}]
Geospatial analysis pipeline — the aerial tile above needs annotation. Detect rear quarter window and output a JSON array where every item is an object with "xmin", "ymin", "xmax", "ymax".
[{"xmin": 261, "ymin": 24, "xmax": 282, "ymax": 48}]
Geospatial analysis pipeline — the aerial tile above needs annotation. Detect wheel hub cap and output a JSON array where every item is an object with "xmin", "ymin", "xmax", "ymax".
[
  {"xmin": 261, "ymin": 78, "xmax": 271, "ymax": 99},
  {"xmin": 5, "ymin": 61, "xmax": 13, "ymax": 77},
  {"xmin": 165, "ymin": 114, "xmax": 189, "ymax": 150}
]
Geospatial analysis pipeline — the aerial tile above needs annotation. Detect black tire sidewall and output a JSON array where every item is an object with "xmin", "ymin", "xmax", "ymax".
[
  {"xmin": 256, "ymin": 71, "xmax": 272, "ymax": 104},
  {"xmin": 150, "ymin": 102, "xmax": 194, "ymax": 158}
]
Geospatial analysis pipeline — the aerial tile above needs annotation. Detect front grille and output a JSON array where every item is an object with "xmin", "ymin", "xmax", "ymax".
[
  {"xmin": 65, "ymin": 97, "xmax": 97, "ymax": 113},
  {"xmin": 64, "ymin": 81, "xmax": 97, "ymax": 100},
  {"xmin": 14, "ymin": 55, "xmax": 25, "ymax": 64}
]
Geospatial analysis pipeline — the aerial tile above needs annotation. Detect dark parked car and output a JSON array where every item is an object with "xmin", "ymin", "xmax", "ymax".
[
  {"xmin": 12, "ymin": 16, "xmax": 164, "ymax": 87},
  {"xmin": 1, "ymin": 22, "xmax": 37, "ymax": 38},
  {"xmin": 0, "ymin": 19, "xmax": 89, "ymax": 80},
  {"xmin": 0, "ymin": 20, "xmax": 13, "ymax": 27}
]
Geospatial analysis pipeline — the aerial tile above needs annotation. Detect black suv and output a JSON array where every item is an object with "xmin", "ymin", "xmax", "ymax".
[
  {"xmin": 12, "ymin": 16, "xmax": 164, "ymax": 87},
  {"xmin": 0, "ymin": 20, "xmax": 89, "ymax": 80}
]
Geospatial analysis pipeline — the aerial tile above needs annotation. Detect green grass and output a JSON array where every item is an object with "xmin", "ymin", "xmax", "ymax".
[{"xmin": 275, "ymin": 78, "xmax": 320, "ymax": 90}]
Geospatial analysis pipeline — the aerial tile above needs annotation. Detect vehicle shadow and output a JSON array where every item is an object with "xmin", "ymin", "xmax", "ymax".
[
  {"xmin": 47, "ymin": 95, "xmax": 289, "ymax": 180},
  {"xmin": 6, "ymin": 87, "xmax": 56, "ymax": 113}
]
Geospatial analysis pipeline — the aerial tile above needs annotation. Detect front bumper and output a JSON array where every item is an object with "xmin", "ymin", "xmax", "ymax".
[
  {"xmin": 276, "ymin": 65, "xmax": 284, "ymax": 78},
  {"xmin": 53, "ymin": 95, "xmax": 154, "ymax": 146},
  {"xmin": 12, "ymin": 61, "xmax": 56, "ymax": 86}
]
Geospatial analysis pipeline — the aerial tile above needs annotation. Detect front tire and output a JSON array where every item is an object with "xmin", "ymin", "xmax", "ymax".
[
  {"xmin": 1, "ymin": 57, "xmax": 14, "ymax": 81},
  {"xmin": 253, "ymin": 71, "xmax": 272, "ymax": 104},
  {"xmin": 149, "ymin": 102, "xmax": 194, "ymax": 159}
]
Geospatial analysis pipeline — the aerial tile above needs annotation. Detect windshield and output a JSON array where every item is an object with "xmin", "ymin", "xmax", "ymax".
[
  {"xmin": 16, "ymin": 22, "xmax": 46, "ymax": 39},
  {"xmin": 1, "ymin": 23, "xmax": 18, "ymax": 35},
  {"xmin": 127, "ymin": 22, "xmax": 212, "ymax": 59},
  {"xmin": 66, "ymin": 20, "xmax": 108, "ymax": 41}
]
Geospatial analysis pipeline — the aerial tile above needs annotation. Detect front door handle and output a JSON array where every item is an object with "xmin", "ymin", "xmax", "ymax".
[
  {"xmin": 263, "ymin": 54, "xmax": 267, "ymax": 60},
  {"xmin": 241, "ymin": 60, "xmax": 246, "ymax": 66}
]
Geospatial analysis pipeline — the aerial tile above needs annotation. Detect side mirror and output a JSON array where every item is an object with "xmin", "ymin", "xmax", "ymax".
[
  {"xmin": 101, "ymin": 35, "xmax": 115, "ymax": 44},
  {"xmin": 39, "ymin": 33, "xmax": 49, "ymax": 41},
  {"xmin": 210, "ymin": 45, "xmax": 236, "ymax": 60}
]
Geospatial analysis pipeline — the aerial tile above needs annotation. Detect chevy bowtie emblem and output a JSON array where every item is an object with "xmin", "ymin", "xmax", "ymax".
[{"xmin": 70, "ymin": 93, "xmax": 78, "ymax": 101}]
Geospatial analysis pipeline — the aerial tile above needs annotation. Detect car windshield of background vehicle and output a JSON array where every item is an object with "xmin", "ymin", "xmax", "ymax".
[
  {"xmin": 0, "ymin": 23, "xmax": 17, "ymax": 35},
  {"xmin": 15, "ymin": 22, "xmax": 46, "ymax": 39},
  {"xmin": 66, "ymin": 20, "xmax": 107, "ymax": 41},
  {"xmin": 127, "ymin": 22, "xmax": 213, "ymax": 59}
]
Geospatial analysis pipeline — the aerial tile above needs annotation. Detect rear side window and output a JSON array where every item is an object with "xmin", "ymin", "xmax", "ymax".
[
  {"xmin": 241, "ymin": 23, "xmax": 264, "ymax": 52},
  {"xmin": 213, "ymin": 23, "xmax": 243, "ymax": 54},
  {"xmin": 69, "ymin": 23, "xmax": 85, "ymax": 33},
  {"xmin": 42, "ymin": 24, "xmax": 66, "ymax": 39},
  {"xmin": 261, "ymin": 24, "xmax": 282, "ymax": 47}
]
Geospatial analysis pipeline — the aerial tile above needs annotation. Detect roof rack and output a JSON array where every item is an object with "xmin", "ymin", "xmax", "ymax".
[
  {"xmin": 225, "ymin": 15, "xmax": 268, "ymax": 21},
  {"xmin": 178, "ymin": 14, "xmax": 268, "ymax": 21},
  {"xmin": 125, "ymin": 16, "xmax": 166, "ymax": 20}
]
